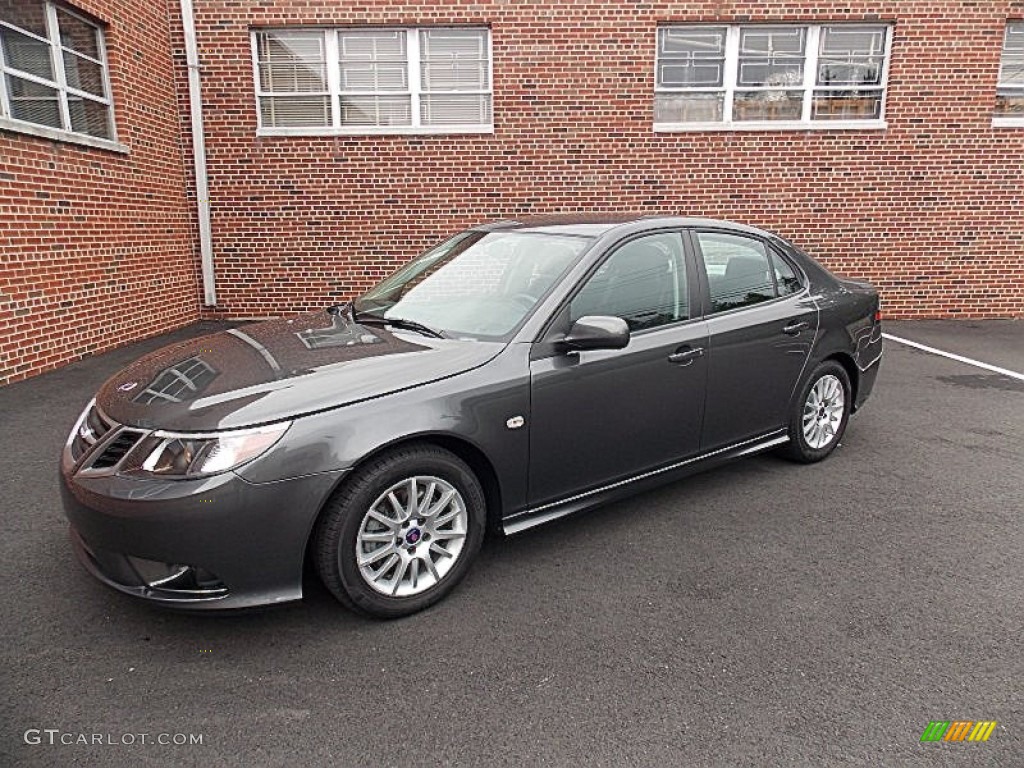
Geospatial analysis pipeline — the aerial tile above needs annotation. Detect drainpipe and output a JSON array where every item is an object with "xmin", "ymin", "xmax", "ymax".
[{"xmin": 180, "ymin": 0, "xmax": 216, "ymax": 306}]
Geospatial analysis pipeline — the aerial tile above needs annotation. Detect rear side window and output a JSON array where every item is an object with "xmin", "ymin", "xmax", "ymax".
[
  {"xmin": 696, "ymin": 232, "xmax": 775, "ymax": 313},
  {"xmin": 772, "ymin": 251, "xmax": 803, "ymax": 296}
]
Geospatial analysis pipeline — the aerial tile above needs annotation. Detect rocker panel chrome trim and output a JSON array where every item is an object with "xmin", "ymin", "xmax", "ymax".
[{"xmin": 504, "ymin": 431, "xmax": 789, "ymax": 535}]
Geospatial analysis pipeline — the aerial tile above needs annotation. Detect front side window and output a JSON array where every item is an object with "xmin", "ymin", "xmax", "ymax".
[
  {"xmin": 0, "ymin": 1, "xmax": 115, "ymax": 144},
  {"xmin": 571, "ymin": 233, "xmax": 688, "ymax": 331},
  {"xmin": 996, "ymin": 22, "xmax": 1024, "ymax": 122},
  {"xmin": 696, "ymin": 232, "xmax": 786, "ymax": 313},
  {"xmin": 254, "ymin": 27, "xmax": 492, "ymax": 134},
  {"xmin": 655, "ymin": 23, "xmax": 890, "ymax": 129}
]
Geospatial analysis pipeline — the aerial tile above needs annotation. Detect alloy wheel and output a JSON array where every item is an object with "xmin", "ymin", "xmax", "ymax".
[
  {"xmin": 355, "ymin": 476, "xmax": 468, "ymax": 597},
  {"xmin": 802, "ymin": 374, "xmax": 845, "ymax": 449}
]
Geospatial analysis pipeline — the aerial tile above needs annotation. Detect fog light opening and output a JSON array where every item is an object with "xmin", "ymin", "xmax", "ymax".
[
  {"xmin": 127, "ymin": 556, "xmax": 228, "ymax": 597},
  {"xmin": 148, "ymin": 564, "xmax": 191, "ymax": 588}
]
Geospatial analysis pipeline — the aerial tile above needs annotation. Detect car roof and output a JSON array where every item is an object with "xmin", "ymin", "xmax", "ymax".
[{"xmin": 471, "ymin": 214, "xmax": 776, "ymax": 239}]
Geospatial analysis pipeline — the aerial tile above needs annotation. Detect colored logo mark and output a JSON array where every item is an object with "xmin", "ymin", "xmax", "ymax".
[{"xmin": 920, "ymin": 721, "xmax": 997, "ymax": 742}]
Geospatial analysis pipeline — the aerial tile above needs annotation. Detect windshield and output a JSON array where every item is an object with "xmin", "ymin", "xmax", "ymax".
[{"xmin": 352, "ymin": 230, "xmax": 592, "ymax": 340}]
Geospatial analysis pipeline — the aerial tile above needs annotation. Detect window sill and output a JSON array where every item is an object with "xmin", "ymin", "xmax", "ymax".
[
  {"xmin": 0, "ymin": 117, "xmax": 128, "ymax": 154},
  {"xmin": 992, "ymin": 117, "xmax": 1024, "ymax": 128},
  {"xmin": 257, "ymin": 125, "xmax": 494, "ymax": 138},
  {"xmin": 655, "ymin": 120, "xmax": 887, "ymax": 133}
]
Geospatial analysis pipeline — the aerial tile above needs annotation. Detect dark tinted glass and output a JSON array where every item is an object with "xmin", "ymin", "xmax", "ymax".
[
  {"xmin": 772, "ymin": 251, "xmax": 802, "ymax": 296},
  {"xmin": 571, "ymin": 233, "xmax": 687, "ymax": 331},
  {"xmin": 697, "ymin": 232, "xmax": 776, "ymax": 313}
]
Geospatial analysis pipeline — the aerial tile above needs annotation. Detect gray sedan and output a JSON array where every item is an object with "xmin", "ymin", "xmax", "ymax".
[{"xmin": 60, "ymin": 215, "xmax": 882, "ymax": 617}]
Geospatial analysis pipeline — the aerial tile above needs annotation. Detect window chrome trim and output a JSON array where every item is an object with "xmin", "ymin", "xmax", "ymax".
[{"xmin": 690, "ymin": 228, "xmax": 812, "ymax": 319}]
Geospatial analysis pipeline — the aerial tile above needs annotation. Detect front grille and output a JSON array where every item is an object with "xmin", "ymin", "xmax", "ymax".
[
  {"xmin": 90, "ymin": 429, "xmax": 146, "ymax": 469},
  {"xmin": 71, "ymin": 403, "xmax": 114, "ymax": 461},
  {"xmin": 71, "ymin": 403, "xmax": 149, "ymax": 474}
]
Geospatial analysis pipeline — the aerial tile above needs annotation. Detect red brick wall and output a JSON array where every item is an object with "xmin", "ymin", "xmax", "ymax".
[
  {"xmin": 0, "ymin": 0, "xmax": 198, "ymax": 385},
  {"xmin": 4, "ymin": 1, "xmax": 1023, "ymax": 386},
  {"xmin": 174, "ymin": 0, "xmax": 1024, "ymax": 321}
]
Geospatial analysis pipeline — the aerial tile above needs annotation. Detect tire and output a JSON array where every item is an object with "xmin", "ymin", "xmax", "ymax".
[
  {"xmin": 779, "ymin": 360, "xmax": 852, "ymax": 463},
  {"xmin": 314, "ymin": 444, "xmax": 486, "ymax": 618}
]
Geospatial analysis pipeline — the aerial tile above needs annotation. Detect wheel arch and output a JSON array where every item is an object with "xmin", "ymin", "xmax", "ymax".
[
  {"xmin": 303, "ymin": 432, "xmax": 505, "ymax": 574},
  {"xmin": 822, "ymin": 351, "xmax": 861, "ymax": 411}
]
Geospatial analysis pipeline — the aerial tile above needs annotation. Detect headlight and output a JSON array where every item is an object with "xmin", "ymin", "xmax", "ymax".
[{"xmin": 139, "ymin": 422, "xmax": 291, "ymax": 477}]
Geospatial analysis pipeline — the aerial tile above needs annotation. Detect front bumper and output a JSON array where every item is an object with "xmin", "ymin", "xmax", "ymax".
[{"xmin": 60, "ymin": 455, "xmax": 346, "ymax": 611}]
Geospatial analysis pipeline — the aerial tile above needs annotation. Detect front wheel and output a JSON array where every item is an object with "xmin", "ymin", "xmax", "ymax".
[
  {"xmin": 314, "ymin": 445, "xmax": 486, "ymax": 618},
  {"xmin": 779, "ymin": 361, "xmax": 851, "ymax": 463}
]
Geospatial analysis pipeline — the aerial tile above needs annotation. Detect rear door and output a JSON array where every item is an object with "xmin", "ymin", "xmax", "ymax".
[{"xmin": 690, "ymin": 229, "xmax": 818, "ymax": 450}]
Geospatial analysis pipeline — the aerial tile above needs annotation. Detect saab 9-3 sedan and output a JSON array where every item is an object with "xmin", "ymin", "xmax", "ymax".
[{"xmin": 61, "ymin": 215, "xmax": 882, "ymax": 617}]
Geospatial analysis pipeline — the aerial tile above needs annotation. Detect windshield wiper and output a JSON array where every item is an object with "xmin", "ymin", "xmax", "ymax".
[
  {"xmin": 385, "ymin": 317, "xmax": 446, "ymax": 339},
  {"xmin": 352, "ymin": 311, "xmax": 445, "ymax": 339}
]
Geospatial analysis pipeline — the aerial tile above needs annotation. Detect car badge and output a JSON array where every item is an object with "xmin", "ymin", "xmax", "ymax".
[{"xmin": 118, "ymin": 381, "xmax": 139, "ymax": 392}]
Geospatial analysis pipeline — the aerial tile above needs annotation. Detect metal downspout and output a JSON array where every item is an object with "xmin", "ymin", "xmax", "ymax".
[{"xmin": 180, "ymin": 0, "xmax": 216, "ymax": 305}]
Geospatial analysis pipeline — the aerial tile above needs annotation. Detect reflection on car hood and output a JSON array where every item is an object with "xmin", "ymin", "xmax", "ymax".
[{"xmin": 96, "ymin": 311, "xmax": 504, "ymax": 431}]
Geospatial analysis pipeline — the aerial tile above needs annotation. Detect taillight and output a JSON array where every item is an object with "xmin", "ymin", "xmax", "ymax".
[{"xmin": 874, "ymin": 309, "xmax": 883, "ymax": 323}]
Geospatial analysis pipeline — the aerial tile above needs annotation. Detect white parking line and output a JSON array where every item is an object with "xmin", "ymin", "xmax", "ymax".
[{"xmin": 882, "ymin": 333, "xmax": 1024, "ymax": 383}]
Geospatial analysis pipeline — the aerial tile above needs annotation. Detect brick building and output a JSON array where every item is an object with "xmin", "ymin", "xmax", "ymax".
[{"xmin": 2, "ymin": 0, "xmax": 1023, "ymax": 384}]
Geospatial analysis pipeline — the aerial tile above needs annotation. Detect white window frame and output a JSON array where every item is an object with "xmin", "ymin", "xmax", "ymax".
[
  {"xmin": 993, "ymin": 21, "xmax": 1024, "ymax": 127},
  {"xmin": 655, "ymin": 23, "xmax": 892, "ymax": 132},
  {"xmin": 252, "ymin": 26, "xmax": 494, "ymax": 136},
  {"xmin": 0, "ymin": 1, "xmax": 124, "ymax": 152}
]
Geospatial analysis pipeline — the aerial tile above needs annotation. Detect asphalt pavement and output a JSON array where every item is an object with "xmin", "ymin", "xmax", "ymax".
[{"xmin": 1, "ymin": 319, "xmax": 1021, "ymax": 767}]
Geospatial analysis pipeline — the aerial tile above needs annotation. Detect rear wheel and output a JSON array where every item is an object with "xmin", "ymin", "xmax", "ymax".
[
  {"xmin": 314, "ymin": 445, "xmax": 486, "ymax": 618},
  {"xmin": 779, "ymin": 361, "xmax": 851, "ymax": 463}
]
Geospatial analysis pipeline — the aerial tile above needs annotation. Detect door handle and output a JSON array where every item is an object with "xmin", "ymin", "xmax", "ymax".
[
  {"xmin": 668, "ymin": 346, "xmax": 704, "ymax": 365},
  {"xmin": 782, "ymin": 320, "xmax": 809, "ymax": 336}
]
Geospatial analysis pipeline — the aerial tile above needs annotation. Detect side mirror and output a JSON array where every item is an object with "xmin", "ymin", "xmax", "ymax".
[{"xmin": 563, "ymin": 315, "xmax": 630, "ymax": 352}]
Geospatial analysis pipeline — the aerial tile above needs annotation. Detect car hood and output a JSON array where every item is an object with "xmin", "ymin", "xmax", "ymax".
[{"xmin": 96, "ymin": 311, "xmax": 504, "ymax": 431}]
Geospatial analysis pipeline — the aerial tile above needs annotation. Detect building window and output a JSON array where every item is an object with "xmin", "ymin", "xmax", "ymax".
[
  {"xmin": 655, "ymin": 24, "xmax": 891, "ymax": 130},
  {"xmin": 0, "ymin": 1, "xmax": 117, "ymax": 146},
  {"xmin": 133, "ymin": 358, "xmax": 217, "ymax": 404},
  {"xmin": 253, "ymin": 27, "xmax": 492, "ymax": 135},
  {"xmin": 995, "ymin": 22, "xmax": 1024, "ymax": 124}
]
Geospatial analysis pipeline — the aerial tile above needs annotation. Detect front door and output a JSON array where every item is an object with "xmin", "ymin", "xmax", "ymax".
[{"xmin": 528, "ymin": 231, "xmax": 709, "ymax": 507}]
